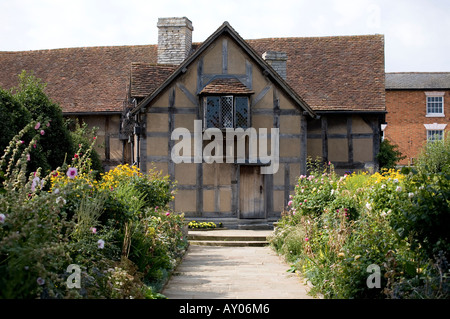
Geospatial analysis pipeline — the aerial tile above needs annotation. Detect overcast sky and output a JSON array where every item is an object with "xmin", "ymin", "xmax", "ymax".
[{"xmin": 1, "ymin": 0, "xmax": 449, "ymax": 72}]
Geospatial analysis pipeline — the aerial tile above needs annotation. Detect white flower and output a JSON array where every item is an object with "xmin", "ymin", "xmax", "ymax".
[
  {"xmin": 97, "ymin": 239, "xmax": 105, "ymax": 249},
  {"xmin": 37, "ymin": 277, "xmax": 45, "ymax": 285},
  {"xmin": 0, "ymin": 213, "xmax": 5, "ymax": 224},
  {"xmin": 396, "ymin": 186, "xmax": 402, "ymax": 192},
  {"xmin": 365, "ymin": 203, "xmax": 372, "ymax": 211},
  {"xmin": 53, "ymin": 188, "xmax": 60, "ymax": 194},
  {"xmin": 393, "ymin": 178, "xmax": 399, "ymax": 183},
  {"xmin": 56, "ymin": 196, "xmax": 66, "ymax": 205},
  {"xmin": 408, "ymin": 192, "xmax": 414, "ymax": 198},
  {"xmin": 381, "ymin": 184, "xmax": 386, "ymax": 189}
]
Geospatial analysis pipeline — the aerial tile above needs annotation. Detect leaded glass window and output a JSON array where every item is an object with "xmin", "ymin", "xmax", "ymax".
[
  {"xmin": 235, "ymin": 97, "xmax": 249, "ymax": 129},
  {"xmin": 204, "ymin": 96, "xmax": 249, "ymax": 129},
  {"xmin": 205, "ymin": 96, "xmax": 220, "ymax": 128},
  {"xmin": 221, "ymin": 96, "xmax": 234, "ymax": 128}
]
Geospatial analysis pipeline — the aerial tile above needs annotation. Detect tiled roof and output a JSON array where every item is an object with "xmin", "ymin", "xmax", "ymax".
[
  {"xmin": 386, "ymin": 72, "xmax": 450, "ymax": 90},
  {"xmin": 130, "ymin": 63, "xmax": 177, "ymax": 98},
  {"xmin": 0, "ymin": 45, "xmax": 157, "ymax": 113},
  {"xmin": 247, "ymin": 35, "xmax": 385, "ymax": 112},
  {"xmin": 0, "ymin": 34, "xmax": 385, "ymax": 114},
  {"xmin": 199, "ymin": 78, "xmax": 254, "ymax": 95}
]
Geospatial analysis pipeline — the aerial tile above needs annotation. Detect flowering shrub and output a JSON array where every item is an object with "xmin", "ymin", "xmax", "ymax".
[
  {"xmin": 188, "ymin": 221, "xmax": 222, "ymax": 229},
  {"xmin": 270, "ymin": 159, "xmax": 449, "ymax": 299},
  {"xmin": 0, "ymin": 122, "xmax": 186, "ymax": 299}
]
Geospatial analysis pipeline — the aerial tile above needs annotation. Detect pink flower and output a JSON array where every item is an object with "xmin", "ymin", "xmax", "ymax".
[
  {"xmin": 33, "ymin": 144, "xmax": 36, "ymax": 149},
  {"xmin": 46, "ymin": 122, "xmax": 50, "ymax": 127},
  {"xmin": 66, "ymin": 167, "xmax": 78, "ymax": 179},
  {"xmin": 288, "ymin": 200, "xmax": 293, "ymax": 206},
  {"xmin": 20, "ymin": 140, "xmax": 25, "ymax": 144},
  {"xmin": 90, "ymin": 227, "xmax": 97, "ymax": 234},
  {"xmin": 0, "ymin": 213, "xmax": 5, "ymax": 223},
  {"xmin": 165, "ymin": 212, "xmax": 170, "ymax": 216},
  {"xmin": 26, "ymin": 153, "xmax": 30, "ymax": 161},
  {"xmin": 305, "ymin": 237, "xmax": 309, "ymax": 242},
  {"xmin": 40, "ymin": 130, "xmax": 45, "ymax": 135},
  {"xmin": 34, "ymin": 122, "xmax": 40, "ymax": 130},
  {"xmin": 31, "ymin": 176, "xmax": 40, "ymax": 192}
]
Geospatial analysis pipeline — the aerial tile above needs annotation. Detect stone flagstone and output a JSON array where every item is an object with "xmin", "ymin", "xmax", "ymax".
[{"xmin": 162, "ymin": 237, "xmax": 315, "ymax": 299}]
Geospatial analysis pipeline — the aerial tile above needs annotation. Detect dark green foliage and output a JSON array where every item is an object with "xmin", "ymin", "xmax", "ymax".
[
  {"xmin": 12, "ymin": 71, "xmax": 75, "ymax": 173},
  {"xmin": 0, "ymin": 89, "xmax": 31, "ymax": 152},
  {"xmin": 377, "ymin": 138, "xmax": 406, "ymax": 169},
  {"xmin": 1, "ymin": 71, "xmax": 102, "ymax": 176}
]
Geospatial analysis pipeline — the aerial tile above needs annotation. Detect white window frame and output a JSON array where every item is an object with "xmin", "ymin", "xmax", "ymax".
[
  {"xmin": 425, "ymin": 92, "xmax": 445, "ymax": 117},
  {"xmin": 424, "ymin": 123, "xmax": 447, "ymax": 143}
]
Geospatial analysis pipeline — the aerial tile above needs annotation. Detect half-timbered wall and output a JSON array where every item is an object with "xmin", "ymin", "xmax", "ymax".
[
  {"xmin": 140, "ymin": 34, "xmax": 308, "ymax": 219},
  {"xmin": 68, "ymin": 114, "xmax": 124, "ymax": 170},
  {"xmin": 307, "ymin": 114, "xmax": 383, "ymax": 174}
]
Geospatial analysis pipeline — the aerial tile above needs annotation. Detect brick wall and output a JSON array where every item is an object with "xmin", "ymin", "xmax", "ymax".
[{"xmin": 385, "ymin": 89, "xmax": 450, "ymax": 165}]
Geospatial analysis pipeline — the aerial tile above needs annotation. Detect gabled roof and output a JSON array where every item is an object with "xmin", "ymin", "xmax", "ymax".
[
  {"xmin": 386, "ymin": 72, "xmax": 450, "ymax": 90},
  {"xmin": 132, "ymin": 21, "xmax": 316, "ymax": 117}
]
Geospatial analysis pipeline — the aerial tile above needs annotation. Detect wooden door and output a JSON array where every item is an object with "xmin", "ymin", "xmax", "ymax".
[{"xmin": 239, "ymin": 166, "xmax": 265, "ymax": 219}]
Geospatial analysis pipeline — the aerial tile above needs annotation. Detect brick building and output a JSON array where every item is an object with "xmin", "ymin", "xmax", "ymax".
[{"xmin": 385, "ymin": 72, "xmax": 450, "ymax": 165}]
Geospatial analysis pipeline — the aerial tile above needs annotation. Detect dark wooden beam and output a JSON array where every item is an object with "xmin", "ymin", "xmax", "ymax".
[{"xmin": 321, "ymin": 116, "xmax": 328, "ymax": 163}]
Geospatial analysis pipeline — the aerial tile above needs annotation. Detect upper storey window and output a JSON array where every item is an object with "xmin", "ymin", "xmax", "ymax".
[
  {"xmin": 204, "ymin": 96, "xmax": 249, "ymax": 129},
  {"xmin": 200, "ymin": 77, "xmax": 253, "ymax": 130},
  {"xmin": 426, "ymin": 92, "xmax": 445, "ymax": 117}
]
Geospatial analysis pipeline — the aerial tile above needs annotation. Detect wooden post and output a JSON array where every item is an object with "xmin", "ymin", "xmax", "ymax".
[
  {"xmin": 321, "ymin": 116, "xmax": 328, "ymax": 164},
  {"xmin": 300, "ymin": 114, "xmax": 307, "ymax": 175}
]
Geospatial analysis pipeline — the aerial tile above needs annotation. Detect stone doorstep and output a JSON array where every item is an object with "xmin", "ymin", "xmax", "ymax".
[
  {"xmin": 188, "ymin": 229, "xmax": 273, "ymax": 247},
  {"xmin": 189, "ymin": 240, "xmax": 268, "ymax": 247}
]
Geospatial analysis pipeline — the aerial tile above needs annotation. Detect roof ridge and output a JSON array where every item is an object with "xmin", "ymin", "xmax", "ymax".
[
  {"xmin": 246, "ymin": 34, "xmax": 383, "ymax": 41},
  {"xmin": 0, "ymin": 44, "xmax": 156, "ymax": 54},
  {"xmin": 387, "ymin": 72, "xmax": 450, "ymax": 75}
]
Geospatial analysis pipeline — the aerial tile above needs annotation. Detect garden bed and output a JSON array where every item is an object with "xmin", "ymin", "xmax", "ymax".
[
  {"xmin": 270, "ymin": 157, "xmax": 450, "ymax": 299},
  {"xmin": 0, "ymin": 122, "xmax": 188, "ymax": 299}
]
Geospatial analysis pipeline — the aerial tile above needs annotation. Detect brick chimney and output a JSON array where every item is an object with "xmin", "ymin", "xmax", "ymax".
[
  {"xmin": 262, "ymin": 51, "xmax": 287, "ymax": 80},
  {"xmin": 157, "ymin": 17, "xmax": 193, "ymax": 65}
]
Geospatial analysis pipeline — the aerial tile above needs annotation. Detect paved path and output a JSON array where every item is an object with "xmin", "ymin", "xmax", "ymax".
[{"xmin": 162, "ymin": 232, "xmax": 315, "ymax": 299}]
